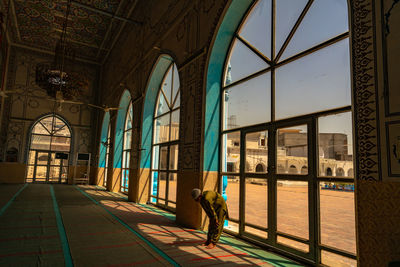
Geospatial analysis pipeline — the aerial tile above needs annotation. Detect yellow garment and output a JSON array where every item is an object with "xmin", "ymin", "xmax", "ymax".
[{"xmin": 200, "ymin": 191, "xmax": 228, "ymax": 244}]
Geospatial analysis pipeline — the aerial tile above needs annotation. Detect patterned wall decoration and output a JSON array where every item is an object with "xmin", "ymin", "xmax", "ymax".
[
  {"xmin": 77, "ymin": 128, "xmax": 91, "ymax": 153},
  {"xmin": 351, "ymin": 0, "xmax": 400, "ymax": 265},
  {"xmin": 351, "ymin": 0, "xmax": 381, "ymax": 182},
  {"xmin": 4, "ymin": 0, "xmax": 134, "ymax": 63},
  {"xmin": 382, "ymin": 0, "xmax": 400, "ymax": 116}
]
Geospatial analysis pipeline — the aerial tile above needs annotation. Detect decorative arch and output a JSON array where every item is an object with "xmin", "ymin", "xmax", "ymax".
[
  {"xmin": 114, "ymin": 90, "xmax": 132, "ymax": 169},
  {"xmin": 140, "ymin": 54, "xmax": 181, "ymax": 210},
  {"xmin": 99, "ymin": 112, "xmax": 110, "ymax": 168},
  {"xmin": 98, "ymin": 112, "xmax": 110, "ymax": 187},
  {"xmin": 26, "ymin": 113, "xmax": 72, "ymax": 183},
  {"xmin": 203, "ymin": 0, "xmax": 355, "ymax": 264},
  {"xmin": 140, "ymin": 54, "xmax": 174, "ymax": 169}
]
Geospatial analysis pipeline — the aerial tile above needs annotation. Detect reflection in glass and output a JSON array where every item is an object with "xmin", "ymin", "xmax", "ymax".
[
  {"xmin": 158, "ymin": 172, "xmax": 167, "ymax": 200},
  {"xmin": 224, "ymin": 39, "xmax": 269, "ymax": 86},
  {"xmin": 169, "ymin": 145, "xmax": 178, "ymax": 170},
  {"xmin": 154, "ymin": 114, "xmax": 170, "ymax": 144},
  {"xmin": 238, "ymin": 0, "xmax": 272, "ymax": 59},
  {"xmin": 320, "ymin": 182, "xmax": 356, "ymax": 254},
  {"xmin": 277, "ymin": 180, "xmax": 308, "ymax": 239},
  {"xmin": 318, "ymin": 112, "xmax": 353, "ymax": 177},
  {"xmin": 280, "ymin": 0, "xmax": 349, "ymax": 61},
  {"xmin": 277, "ymin": 236, "xmax": 309, "ymax": 252},
  {"xmin": 321, "ymin": 250, "xmax": 357, "ymax": 267},
  {"xmin": 168, "ymin": 173, "xmax": 177, "ymax": 203},
  {"xmin": 223, "ymin": 72, "xmax": 271, "ymax": 130},
  {"xmin": 222, "ymin": 132, "xmax": 240, "ymax": 173},
  {"xmin": 277, "ymin": 125, "xmax": 308, "ymax": 174},
  {"xmin": 246, "ymin": 131, "xmax": 268, "ymax": 173},
  {"xmin": 245, "ymin": 178, "xmax": 267, "ymax": 228},
  {"xmin": 276, "ymin": 39, "xmax": 351, "ymax": 120}
]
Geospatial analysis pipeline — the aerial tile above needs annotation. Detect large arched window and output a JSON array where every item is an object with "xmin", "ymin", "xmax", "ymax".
[
  {"xmin": 98, "ymin": 112, "xmax": 110, "ymax": 187},
  {"xmin": 121, "ymin": 102, "xmax": 133, "ymax": 193},
  {"xmin": 27, "ymin": 114, "xmax": 71, "ymax": 183},
  {"xmin": 114, "ymin": 90, "xmax": 131, "ymax": 193},
  {"xmin": 150, "ymin": 62, "xmax": 180, "ymax": 211},
  {"xmin": 104, "ymin": 124, "xmax": 111, "ymax": 187},
  {"xmin": 208, "ymin": 0, "xmax": 356, "ymax": 265}
]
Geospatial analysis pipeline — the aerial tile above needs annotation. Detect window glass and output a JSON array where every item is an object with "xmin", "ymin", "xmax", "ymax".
[
  {"xmin": 238, "ymin": 0, "xmax": 272, "ymax": 59},
  {"xmin": 276, "ymin": 39, "xmax": 351, "ymax": 120},
  {"xmin": 246, "ymin": 131, "xmax": 268, "ymax": 173},
  {"xmin": 275, "ymin": 0, "xmax": 308, "ymax": 57},
  {"xmin": 223, "ymin": 72, "xmax": 271, "ymax": 130},
  {"xmin": 280, "ymin": 0, "xmax": 349, "ymax": 61},
  {"xmin": 277, "ymin": 180, "xmax": 308, "ymax": 239},
  {"xmin": 318, "ymin": 112, "xmax": 353, "ymax": 177},
  {"xmin": 224, "ymin": 39, "xmax": 269, "ymax": 86},
  {"xmin": 277, "ymin": 125, "xmax": 308, "ymax": 174}
]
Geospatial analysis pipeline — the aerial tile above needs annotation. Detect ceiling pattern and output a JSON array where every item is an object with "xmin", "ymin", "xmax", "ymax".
[{"xmin": 6, "ymin": 0, "xmax": 132, "ymax": 63}]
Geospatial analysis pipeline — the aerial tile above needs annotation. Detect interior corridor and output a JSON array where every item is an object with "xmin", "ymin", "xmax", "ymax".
[{"xmin": 0, "ymin": 184, "xmax": 302, "ymax": 267}]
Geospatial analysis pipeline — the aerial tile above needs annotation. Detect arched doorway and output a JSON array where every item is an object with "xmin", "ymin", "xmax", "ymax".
[{"xmin": 26, "ymin": 114, "xmax": 71, "ymax": 183}]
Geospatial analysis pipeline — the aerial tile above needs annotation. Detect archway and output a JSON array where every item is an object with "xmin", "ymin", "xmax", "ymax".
[{"xmin": 26, "ymin": 114, "xmax": 71, "ymax": 183}]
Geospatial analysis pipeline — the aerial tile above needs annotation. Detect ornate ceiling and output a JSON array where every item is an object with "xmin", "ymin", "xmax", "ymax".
[{"xmin": 5, "ymin": 0, "xmax": 141, "ymax": 64}]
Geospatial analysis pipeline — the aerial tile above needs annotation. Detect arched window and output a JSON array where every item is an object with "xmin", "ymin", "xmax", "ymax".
[
  {"xmin": 326, "ymin": 167, "xmax": 333, "ymax": 176},
  {"xmin": 208, "ymin": 0, "xmax": 356, "ymax": 264},
  {"xmin": 336, "ymin": 167, "xmax": 345, "ymax": 177},
  {"xmin": 27, "ymin": 114, "xmax": 71, "ymax": 183},
  {"xmin": 301, "ymin": 166, "xmax": 308, "ymax": 174},
  {"xmin": 255, "ymin": 163, "xmax": 264, "ymax": 172},
  {"xmin": 98, "ymin": 112, "xmax": 110, "ymax": 187},
  {"xmin": 121, "ymin": 103, "xmax": 133, "ymax": 193},
  {"xmin": 288, "ymin": 165, "xmax": 298, "ymax": 174},
  {"xmin": 150, "ymin": 62, "xmax": 180, "ymax": 210},
  {"xmin": 104, "ymin": 124, "xmax": 111, "ymax": 187},
  {"xmin": 114, "ymin": 90, "xmax": 131, "ymax": 193}
]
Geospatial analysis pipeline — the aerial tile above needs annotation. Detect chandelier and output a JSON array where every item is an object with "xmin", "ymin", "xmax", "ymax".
[{"xmin": 35, "ymin": 0, "xmax": 86, "ymax": 100}]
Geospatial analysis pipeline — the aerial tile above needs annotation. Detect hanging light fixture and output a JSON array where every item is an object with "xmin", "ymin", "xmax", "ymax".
[{"xmin": 35, "ymin": 0, "xmax": 86, "ymax": 100}]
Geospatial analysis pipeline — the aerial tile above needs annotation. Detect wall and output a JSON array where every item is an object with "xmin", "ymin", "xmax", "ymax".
[
  {"xmin": 0, "ymin": 46, "xmax": 100, "ymax": 183},
  {"xmin": 355, "ymin": 0, "xmax": 400, "ymax": 265}
]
